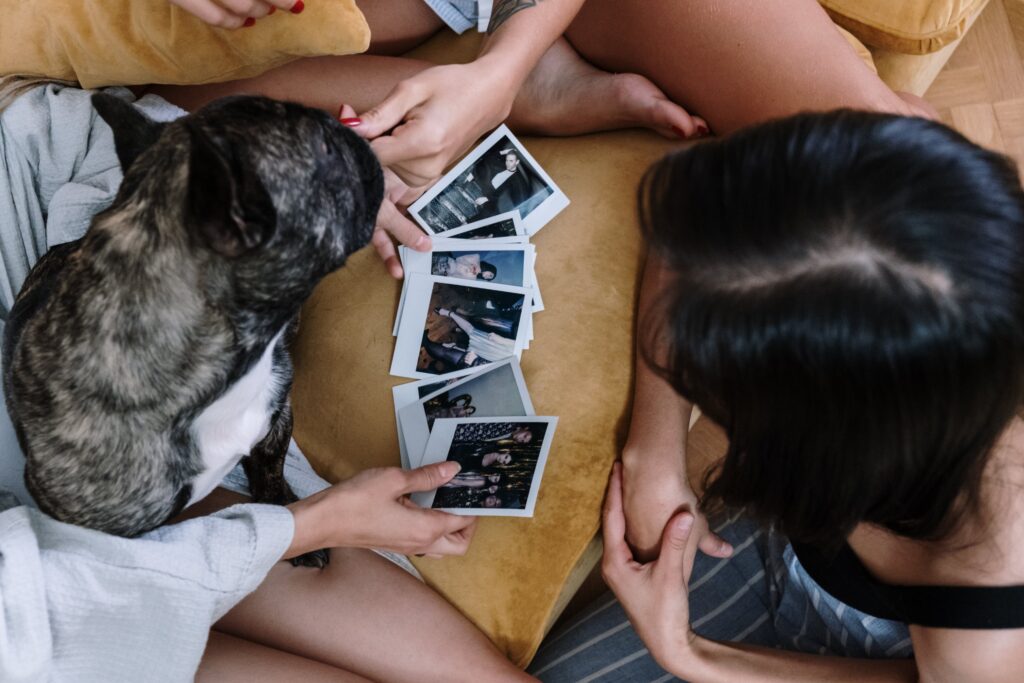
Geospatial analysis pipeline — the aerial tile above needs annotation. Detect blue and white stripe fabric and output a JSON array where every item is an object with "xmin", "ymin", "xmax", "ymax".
[
  {"xmin": 422, "ymin": 0, "xmax": 480, "ymax": 34},
  {"xmin": 530, "ymin": 514, "xmax": 913, "ymax": 682}
]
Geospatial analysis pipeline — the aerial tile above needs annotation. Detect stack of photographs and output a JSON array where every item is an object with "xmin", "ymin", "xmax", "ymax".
[{"xmin": 391, "ymin": 126, "xmax": 567, "ymax": 517}]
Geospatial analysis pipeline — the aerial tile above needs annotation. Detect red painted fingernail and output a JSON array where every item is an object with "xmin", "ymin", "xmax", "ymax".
[
  {"xmin": 290, "ymin": 0, "xmax": 305, "ymax": 14},
  {"xmin": 268, "ymin": 6, "xmax": 276, "ymax": 14},
  {"xmin": 243, "ymin": 17, "xmax": 256, "ymax": 27},
  {"xmin": 339, "ymin": 117, "xmax": 362, "ymax": 127},
  {"xmin": 697, "ymin": 123, "xmax": 710, "ymax": 136}
]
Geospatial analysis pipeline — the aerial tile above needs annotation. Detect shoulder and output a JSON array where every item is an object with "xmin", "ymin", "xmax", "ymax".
[{"xmin": 912, "ymin": 625, "xmax": 1024, "ymax": 683}]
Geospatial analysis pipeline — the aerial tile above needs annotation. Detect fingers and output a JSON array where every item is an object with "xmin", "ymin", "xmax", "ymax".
[
  {"xmin": 173, "ymin": 0, "xmax": 245, "ymax": 28},
  {"xmin": 400, "ymin": 461, "xmax": 461, "ymax": 495},
  {"xmin": 418, "ymin": 515, "xmax": 478, "ymax": 556},
  {"xmin": 601, "ymin": 463, "xmax": 635, "ymax": 573},
  {"xmin": 372, "ymin": 225, "xmax": 403, "ymax": 279},
  {"xmin": 218, "ymin": 0, "xmax": 270, "ymax": 18},
  {"xmin": 653, "ymin": 511, "xmax": 694, "ymax": 586},
  {"xmin": 356, "ymin": 83, "xmax": 424, "ymax": 141},
  {"xmin": 380, "ymin": 200, "xmax": 431, "ymax": 251},
  {"xmin": 697, "ymin": 530, "xmax": 733, "ymax": 559}
]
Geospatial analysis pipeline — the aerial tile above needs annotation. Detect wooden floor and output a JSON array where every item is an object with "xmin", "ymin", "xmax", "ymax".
[{"xmin": 928, "ymin": 0, "xmax": 1024, "ymax": 169}]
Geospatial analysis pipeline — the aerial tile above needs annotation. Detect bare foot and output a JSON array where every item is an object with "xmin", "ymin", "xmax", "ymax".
[{"xmin": 509, "ymin": 38, "xmax": 708, "ymax": 139}]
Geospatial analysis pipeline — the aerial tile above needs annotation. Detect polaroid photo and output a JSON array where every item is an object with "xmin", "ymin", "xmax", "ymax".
[
  {"xmin": 391, "ymin": 241, "xmax": 536, "ymax": 335},
  {"xmin": 391, "ymin": 274, "xmax": 532, "ymax": 380},
  {"xmin": 394, "ymin": 243, "xmax": 537, "ymax": 335},
  {"xmin": 438, "ymin": 212, "xmax": 527, "ymax": 241},
  {"xmin": 408, "ymin": 126, "xmax": 570, "ymax": 237},
  {"xmin": 399, "ymin": 359, "xmax": 535, "ymax": 469},
  {"xmin": 392, "ymin": 370, "xmax": 480, "ymax": 469},
  {"xmin": 411, "ymin": 416, "xmax": 558, "ymax": 517}
]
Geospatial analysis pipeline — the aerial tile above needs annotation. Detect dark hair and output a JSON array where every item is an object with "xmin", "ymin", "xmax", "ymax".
[
  {"xmin": 478, "ymin": 261, "xmax": 497, "ymax": 280},
  {"xmin": 640, "ymin": 111, "xmax": 1024, "ymax": 547}
]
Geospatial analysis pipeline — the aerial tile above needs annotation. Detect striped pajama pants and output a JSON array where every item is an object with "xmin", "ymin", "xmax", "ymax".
[{"xmin": 529, "ymin": 514, "xmax": 914, "ymax": 682}]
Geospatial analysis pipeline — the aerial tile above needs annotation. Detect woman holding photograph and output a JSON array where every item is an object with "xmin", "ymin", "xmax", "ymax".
[
  {"xmin": 530, "ymin": 112, "xmax": 1024, "ymax": 681},
  {"xmin": 153, "ymin": 0, "xmax": 932, "ymax": 278}
]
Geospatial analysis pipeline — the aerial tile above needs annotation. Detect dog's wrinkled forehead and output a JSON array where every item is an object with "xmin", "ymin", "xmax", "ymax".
[{"xmin": 94, "ymin": 93, "xmax": 382, "ymax": 264}]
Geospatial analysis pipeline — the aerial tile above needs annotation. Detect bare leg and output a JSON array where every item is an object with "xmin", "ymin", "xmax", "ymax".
[
  {"xmin": 566, "ymin": 0, "xmax": 921, "ymax": 135},
  {"xmin": 198, "ymin": 631, "xmax": 371, "ymax": 682},
  {"xmin": 188, "ymin": 488, "xmax": 531, "ymax": 682},
  {"xmin": 149, "ymin": 0, "xmax": 697, "ymax": 137},
  {"xmin": 215, "ymin": 546, "xmax": 533, "ymax": 682}
]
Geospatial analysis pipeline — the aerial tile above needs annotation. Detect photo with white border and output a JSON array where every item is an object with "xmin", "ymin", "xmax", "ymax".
[
  {"xmin": 412, "ymin": 416, "xmax": 558, "ymax": 517},
  {"xmin": 400, "ymin": 359, "xmax": 535, "ymax": 469},
  {"xmin": 409, "ymin": 127, "xmax": 569, "ymax": 236},
  {"xmin": 391, "ymin": 274, "xmax": 532, "ymax": 380}
]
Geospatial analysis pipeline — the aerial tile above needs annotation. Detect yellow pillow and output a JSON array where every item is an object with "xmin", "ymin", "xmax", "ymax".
[
  {"xmin": 0, "ymin": 0, "xmax": 369, "ymax": 88},
  {"xmin": 820, "ymin": 0, "xmax": 988, "ymax": 55}
]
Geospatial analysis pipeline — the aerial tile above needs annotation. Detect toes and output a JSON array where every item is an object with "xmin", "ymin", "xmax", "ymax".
[{"xmin": 611, "ymin": 73, "xmax": 709, "ymax": 139}]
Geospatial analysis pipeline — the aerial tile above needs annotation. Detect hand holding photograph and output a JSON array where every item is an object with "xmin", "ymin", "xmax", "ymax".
[
  {"xmin": 408, "ymin": 126, "xmax": 569, "ymax": 236},
  {"xmin": 411, "ymin": 416, "xmax": 558, "ymax": 517}
]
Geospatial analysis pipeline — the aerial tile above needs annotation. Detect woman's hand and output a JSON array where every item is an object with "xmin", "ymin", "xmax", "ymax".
[
  {"xmin": 169, "ymin": 0, "xmax": 302, "ymax": 29},
  {"xmin": 352, "ymin": 58, "xmax": 516, "ymax": 187},
  {"xmin": 285, "ymin": 462, "xmax": 477, "ymax": 559},
  {"xmin": 621, "ymin": 446, "xmax": 731, "ymax": 563},
  {"xmin": 371, "ymin": 167, "xmax": 432, "ymax": 279},
  {"xmin": 602, "ymin": 462, "xmax": 702, "ymax": 674},
  {"xmin": 339, "ymin": 105, "xmax": 432, "ymax": 279}
]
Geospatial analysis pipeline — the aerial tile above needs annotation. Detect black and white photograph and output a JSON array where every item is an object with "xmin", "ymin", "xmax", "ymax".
[
  {"xmin": 412, "ymin": 417, "xmax": 558, "ymax": 517},
  {"xmin": 399, "ymin": 359, "xmax": 534, "ymax": 469},
  {"xmin": 409, "ymin": 126, "xmax": 569, "ymax": 236},
  {"xmin": 443, "ymin": 212, "xmax": 526, "ymax": 240},
  {"xmin": 391, "ymin": 274, "xmax": 531, "ymax": 380}
]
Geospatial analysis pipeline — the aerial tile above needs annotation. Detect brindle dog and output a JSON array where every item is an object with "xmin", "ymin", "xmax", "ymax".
[{"xmin": 3, "ymin": 94, "xmax": 382, "ymax": 566}]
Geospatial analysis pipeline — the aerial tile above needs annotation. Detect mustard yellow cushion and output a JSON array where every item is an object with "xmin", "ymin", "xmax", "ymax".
[
  {"xmin": 820, "ymin": 0, "xmax": 988, "ymax": 55},
  {"xmin": 0, "ymin": 0, "xmax": 369, "ymax": 89}
]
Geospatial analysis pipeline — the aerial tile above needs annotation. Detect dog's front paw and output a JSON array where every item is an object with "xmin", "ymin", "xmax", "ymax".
[{"xmin": 290, "ymin": 547, "xmax": 331, "ymax": 569}]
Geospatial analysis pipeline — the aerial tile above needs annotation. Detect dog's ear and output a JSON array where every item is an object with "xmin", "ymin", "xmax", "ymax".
[
  {"xmin": 92, "ymin": 93, "xmax": 166, "ymax": 171},
  {"xmin": 185, "ymin": 123, "xmax": 277, "ymax": 259}
]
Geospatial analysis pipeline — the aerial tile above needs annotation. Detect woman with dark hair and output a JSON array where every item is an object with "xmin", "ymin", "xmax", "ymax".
[{"xmin": 531, "ymin": 111, "xmax": 1024, "ymax": 681}]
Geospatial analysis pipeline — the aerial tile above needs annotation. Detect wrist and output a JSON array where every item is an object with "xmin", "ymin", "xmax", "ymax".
[
  {"xmin": 665, "ymin": 634, "xmax": 717, "ymax": 682},
  {"xmin": 283, "ymin": 491, "xmax": 331, "ymax": 559},
  {"xmin": 473, "ymin": 46, "xmax": 534, "ymax": 93}
]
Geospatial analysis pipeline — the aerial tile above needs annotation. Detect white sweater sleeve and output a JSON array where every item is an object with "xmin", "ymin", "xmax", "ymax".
[{"xmin": 0, "ymin": 501, "xmax": 293, "ymax": 683}]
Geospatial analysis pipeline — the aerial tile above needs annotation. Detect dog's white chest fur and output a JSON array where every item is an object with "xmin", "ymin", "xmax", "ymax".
[{"xmin": 187, "ymin": 329, "xmax": 285, "ymax": 505}]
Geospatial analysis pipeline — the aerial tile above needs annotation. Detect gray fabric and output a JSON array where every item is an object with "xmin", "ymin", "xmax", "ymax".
[
  {"xmin": 0, "ymin": 499, "xmax": 293, "ymax": 682},
  {"xmin": 530, "ymin": 513, "xmax": 913, "ymax": 682},
  {"xmin": 0, "ymin": 84, "xmax": 185, "ymax": 320}
]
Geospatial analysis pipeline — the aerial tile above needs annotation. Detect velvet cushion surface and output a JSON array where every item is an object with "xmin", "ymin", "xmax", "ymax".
[
  {"xmin": 821, "ymin": 0, "xmax": 989, "ymax": 55},
  {"xmin": 0, "ymin": 0, "xmax": 369, "ymax": 88}
]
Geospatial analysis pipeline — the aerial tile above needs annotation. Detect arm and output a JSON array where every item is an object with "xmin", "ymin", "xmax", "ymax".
[
  {"xmin": 356, "ymin": 0, "xmax": 586, "ymax": 187},
  {"xmin": 601, "ymin": 464, "xmax": 918, "ymax": 683},
  {"xmin": 622, "ymin": 252, "xmax": 730, "ymax": 561}
]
